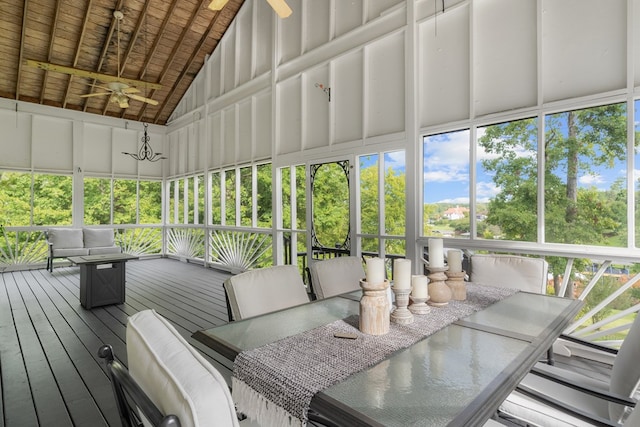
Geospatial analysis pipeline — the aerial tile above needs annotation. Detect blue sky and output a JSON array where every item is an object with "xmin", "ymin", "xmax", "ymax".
[{"xmin": 362, "ymin": 104, "xmax": 640, "ymax": 205}]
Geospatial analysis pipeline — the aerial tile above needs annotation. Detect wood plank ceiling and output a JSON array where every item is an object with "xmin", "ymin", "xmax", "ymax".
[{"xmin": 0, "ymin": 0, "xmax": 245, "ymax": 125}]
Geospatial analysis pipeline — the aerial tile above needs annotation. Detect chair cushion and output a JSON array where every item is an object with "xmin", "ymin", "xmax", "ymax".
[
  {"xmin": 48, "ymin": 228, "xmax": 84, "ymax": 249},
  {"xmin": 88, "ymin": 246, "xmax": 122, "ymax": 255},
  {"xmin": 470, "ymin": 254, "xmax": 548, "ymax": 293},
  {"xmin": 83, "ymin": 228, "xmax": 115, "ymax": 248},
  {"xmin": 609, "ymin": 312, "xmax": 640, "ymax": 422},
  {"xmin": 127, "ymin": 309, "xmax": 239, "ymax": 427},
  {"xmin": 309, "ymin": 256, "xmax": 365, "ymax": 299},
  {"xmin": 224, "ymin": 265, "xmax": 310, "ymax": 320}
]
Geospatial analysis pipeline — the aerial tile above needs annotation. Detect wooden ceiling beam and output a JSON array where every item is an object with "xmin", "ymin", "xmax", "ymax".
[
  {"xmin": 138, "ymin": 0, "xmax": 209, "ymax": 122},
  {"xmin": 43, "ymin": 0, "xmax": 63, "ymax": 105},
  {"xmin": 16, "ymin": 0, "xmax": 30, "ymax": 100},
  {"xmin": 152, "ymin": 7, "xmax": 223, "ymax": 124},
  {"xmin": 62, "ymin": 0, "xmax": 95, "ymax": 109}
]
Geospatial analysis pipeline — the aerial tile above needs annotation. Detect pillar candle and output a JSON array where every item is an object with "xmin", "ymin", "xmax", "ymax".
[
  {"xmin": 447, "ymin": 249, "xmax": 463, "ymax": 273},
  {"xmin": 365, "ymin": 257, "xmax": 385, "ymax": 284},
  {"xmin": 393, "ymin": 259, "xmax": 412, "ymax": 289},
  {"xmin": 429, "ymin": 238, "xmax": 444, "ymax": 268},
  {"xmin": 411, "ymin": 275, "xmax": 429, "ymax": 299}
]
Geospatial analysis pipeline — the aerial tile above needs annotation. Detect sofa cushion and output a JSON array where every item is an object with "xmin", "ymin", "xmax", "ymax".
[
  {"xmin": 48, "ymin": 228, "xmax": 84, "ymax": 249},
  {"xmin": 83, "ymin": 228, "xmax": 115, "ymax": 248},
  {"xmin": 52, "ymin": 248, "xmax": 89, "ymax": 257},
  {"xmin": 127, "ymin": 309, "xmax": 240, "ymax": 427},
  {"xmin": 88, "ymin": 246, "xmax": 122, "ymax": 255}
]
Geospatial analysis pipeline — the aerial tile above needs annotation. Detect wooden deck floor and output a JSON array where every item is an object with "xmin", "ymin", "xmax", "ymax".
[{"xmin": 0, "ymin": 258, "xmax": 232, "ymax": 427}]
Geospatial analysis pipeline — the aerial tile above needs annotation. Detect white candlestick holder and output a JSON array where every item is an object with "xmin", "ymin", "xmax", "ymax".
[
  {"xmin": 445, "ymin": 270, "xmax": 467, "ymax": 300},
  {"xmin": 426, "ymin": 266, "xmax": 452, "ymax": 306},
  {"xmin": 408, "ymin": 295, "xmax": 430, "ymax": 315},
  {"xmin": 390, "ymin": 287, "xmax": 414, "ymax": 324},
  {"xmin": 359, "ymin": 279, "xmax": 390, "ymax": 335}
]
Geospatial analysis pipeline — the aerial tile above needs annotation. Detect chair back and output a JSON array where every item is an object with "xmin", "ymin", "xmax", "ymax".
[
  {"xmin": 126, "ymin": 309, "xmax": 240, "ymax": 427},
  {"xmin": 309, "ymin": 256, "xmax": 365, "ymax": 299},
  {"xmin": 470, "ymin": 254, "xmax": 548, "ymax": 294},
  {"xmin": 609, "ymin": 313, "xmax": 640, "ymax": 423},
  {"xmin": 224, "ymin": 265, "xmax": 310, "ymax": 321}
]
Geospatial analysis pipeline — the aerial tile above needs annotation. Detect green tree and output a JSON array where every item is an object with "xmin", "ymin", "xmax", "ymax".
[{"xmin": 478, "ymin": 105, "xmax": 632, "ymax": 293}]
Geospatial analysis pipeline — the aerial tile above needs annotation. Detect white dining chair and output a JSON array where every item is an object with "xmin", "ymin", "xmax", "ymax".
[
  {"xmin": 101, "ymin": 309, "xmax": 244, "ymax": 427},
  {"xmin": 223, "ymin": 264, "xmax": 310, "ymax": 321},
  {"xmin": 499, "ymin": 312, "xmax": 640, "ymax": 426},
  {"xmin": 308, "ymin": 256, "xmax": 365, "ymax": 299},
  {"xmin": 469, "ymin": 254, "xmax": 549, "ymax": 294}
]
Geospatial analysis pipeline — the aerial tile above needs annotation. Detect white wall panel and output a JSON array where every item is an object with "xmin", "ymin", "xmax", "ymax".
[
  {"xmin": 176, "ymin": 132, "xmax": 187, "ymax": 175},
  {"xmin": 305, "ymin": 66, "xmax": 330, "ymax": 149},
  {"xmin": 209, "ymin": 112, "xmax": 223, "ymax": 168},
  {"xmin": 238, "ymin": 99, "xmax": 253, "ymax": 162},
  {"xmin": 419, "ymin": 4, "xmax": 470, "ymax": 127},
  {"xmin": 255, "ymin": 0, "xmax": 273, "ymax": 76},
  {"xmin": 32, "ymin": 116, "xmax": 73, "ymax": 171},
  {"xmin": 168, "ymin": 131, "xmax": 179, "ymax": 176},
  {"xmin": 223, "ymin": 106, "xmax": 237, "ymax": 165},
  {"xmin": 279, "ymin": 0, "xmax": 302, "ymax": 64},
  {"xmin": 474, "ymin": 0, "xmax": 536, "ymax": 116},
  {"xmin": 237, "ymin": 7, "xmax": 253, "ymax": 85},
  {"xmin": 277, "ymin": 77, "xmax": 302, "ymax": 155},
  {"xmin": 305, "ymin": 0, "xmax": 330, "ymax": 53},
  {"xmin": 209, "ymin": 48, "xmax": 222, "ymax": 99},
  {"xmin": 224, "ymin": 27, "xmax": 238, "ymax": 93},
  {"xmin": 367, "ymin": 0, "xmax": 403, "ymax": 22},
  {"xmin": 367, "ymin": 32, "xmax": 405, "ymax": 138},
  {"xmin": 112, "ymin": 128, "xmax": 138, "ymax": 175},
  {"xmin": 334, "ymin": 51, "xmax": 364, "ymax": 144},
  {"xmin": 83, "ymin": 123, "xmax": 112, "ymax": 174},
  {"xmin": 0, "ymin": 110, "xmax": 31, "ymax": 169},
  {"xmin": 543, "ymin": 0, "xmax": 626, "ymax": 102},
  {"xmin": 335, "ymin": 0, "xmax": 363, "ymax": 38},
  {"xmin": 187, "ymin": 124, "xmax": 199, "ymax": 172},
  {"xmin": 254, "ymin": 91, "xmax": 272, "ymax": 159}
]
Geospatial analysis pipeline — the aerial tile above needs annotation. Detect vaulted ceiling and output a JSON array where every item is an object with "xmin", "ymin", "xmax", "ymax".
[{"xmin": 0, "ymin": 0, "xmax": 245, "ymax": 125}]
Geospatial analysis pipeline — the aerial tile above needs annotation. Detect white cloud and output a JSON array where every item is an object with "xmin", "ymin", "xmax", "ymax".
[
  {"xmin": 579, "ymin": 174, "xmax": 605, "ymax": 185},
  {"xmin": 436, "ymin": 196, "xmax": 470, "ymax": 204},
  {"xmin": 385, "ymin": 151, "xmax": 406, "ymax": 169},
  {"xmin": 476, "ymin": 181, "xmax": 500, "ymax": 199},
  {"xmin": 424, "ymin": 169, "xmax": 467, "ymax": 183}
]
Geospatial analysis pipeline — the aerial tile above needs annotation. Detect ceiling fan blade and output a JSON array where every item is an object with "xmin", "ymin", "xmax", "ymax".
[
  {"xmin": 121, "ymin": 87, "xmax": 140, "ymax": 94},
  {"xmin": 127, "ymin": 94, "xmax": 159, "ymax": 106},
  {"xmin": 79, "ymin": 92, "xmax": 111, "ymax": 98},
  {"xmin": 266, "ymin": 0, "xmax": 292, "ymax": 18},
  {"xmin": 208, "ymin": 0, "xmax": 229, "ymax": 11},
  {"xmin": 24, "ymin": 59, "xmax": 163, "ymax": 90}
]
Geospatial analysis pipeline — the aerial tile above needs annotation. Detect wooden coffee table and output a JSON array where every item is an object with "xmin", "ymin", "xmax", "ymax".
[{"xmin": 68, "ymin": 253, "xmax": 139, "ymax": 309}]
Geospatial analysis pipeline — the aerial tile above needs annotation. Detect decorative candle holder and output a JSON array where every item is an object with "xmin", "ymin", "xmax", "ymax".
[
  {"xmin": 359, "ymin": 279, "xmax": 390, "ymax": 335},
  {"xmin": 445, "ymin": 270, "xmax": 467, "ymax": 300},
  {"xmin": 390, "ymin": 286, "xmax": 414, "ymax": 324},
  {"xmin": 426, "ymin": 266, "xmax": 451, "ymax": 306},
  {"xmin": 408, "ymin": 295, "xmax": 430, "ymax": 315}
]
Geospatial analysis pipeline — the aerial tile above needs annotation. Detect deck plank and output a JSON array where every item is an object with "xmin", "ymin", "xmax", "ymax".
[{"xmin": 0, "ymin": 258, "xmax": 231, "ymax": 427}]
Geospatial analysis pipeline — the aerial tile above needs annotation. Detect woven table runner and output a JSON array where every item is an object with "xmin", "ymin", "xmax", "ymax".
[{"xmin": 231, "ymin": 284, "xmax": 518, "ymax": 427}]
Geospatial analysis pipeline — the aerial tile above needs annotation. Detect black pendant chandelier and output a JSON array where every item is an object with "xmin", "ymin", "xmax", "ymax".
[{"xmin": 122, "ymin": 123, "xmax": 166, "ymax": 162}]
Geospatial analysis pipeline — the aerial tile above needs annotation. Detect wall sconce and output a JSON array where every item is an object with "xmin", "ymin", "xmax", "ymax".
[{"xmin": 315, "ymin": 83, "xmax": 331, "ymax": 102}]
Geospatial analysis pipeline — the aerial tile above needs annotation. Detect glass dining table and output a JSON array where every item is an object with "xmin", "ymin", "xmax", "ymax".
[{"xmin": 192, "ymin": 287, "xmax": 582, "ymax": 427}]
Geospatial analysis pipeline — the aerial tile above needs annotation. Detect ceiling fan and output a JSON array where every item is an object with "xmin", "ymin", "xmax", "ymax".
[
  {"xmin": 78, "ymin": 10, "xmax": 158, "ymax": 109},
  {"xmin": 209, "ymin": 0, "xmax": 292, "ymax": 18}
]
